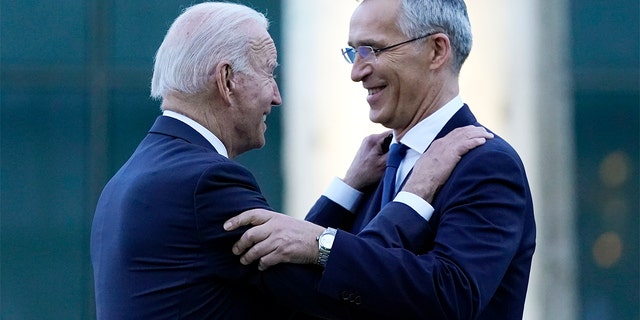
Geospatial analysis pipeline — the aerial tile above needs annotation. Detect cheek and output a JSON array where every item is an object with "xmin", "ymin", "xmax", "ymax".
[
  {"xmin": 396, "ymin": 74, "xmax": 423, "ymax": 103},
  {"xmin": 247, "ymin": 81, "xmax": 272, "ymax": 102}
]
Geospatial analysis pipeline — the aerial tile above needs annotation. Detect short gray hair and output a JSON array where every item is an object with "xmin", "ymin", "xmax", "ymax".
[
  {"xmin": 397, "ymin": 0, "xmax": 472, "ymax": 73},
  {"xmin": 150, "ymin": 2, "xmax": 269, "ymax": 99}
]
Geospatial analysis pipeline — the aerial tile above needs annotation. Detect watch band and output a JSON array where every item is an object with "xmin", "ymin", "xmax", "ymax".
[{"xmin": 316, "ymin": 227, "xmax": 337, "ymax": 267}]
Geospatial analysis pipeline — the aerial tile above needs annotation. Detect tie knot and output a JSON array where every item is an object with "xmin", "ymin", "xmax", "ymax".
[{"xmin": 386, "ymin": 143, "xmax": 408, "ymax": 168}]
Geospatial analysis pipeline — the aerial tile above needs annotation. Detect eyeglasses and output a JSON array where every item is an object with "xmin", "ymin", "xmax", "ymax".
[{"xmin": 341, "ymin": 32, "xmax": 436, "ymax": 64}]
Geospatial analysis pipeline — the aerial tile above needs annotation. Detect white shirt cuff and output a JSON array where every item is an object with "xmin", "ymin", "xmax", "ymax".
[
  {"xmin": 393, "ymin": 191, "xmax": 434, "ymax": 221},
  {"xmin": 323, "ymin": 177, "xmax": 363, "ymax": 212}
]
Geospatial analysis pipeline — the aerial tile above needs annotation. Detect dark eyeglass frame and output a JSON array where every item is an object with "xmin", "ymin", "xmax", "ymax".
[{"xmin": 341, "ymin": 32, "xmax": 437, "ymax": 64}]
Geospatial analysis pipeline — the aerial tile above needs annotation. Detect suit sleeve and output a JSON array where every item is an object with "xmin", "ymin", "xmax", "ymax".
[
  {"xmin": 305, "ymin": 195, "xmax": 355, "ymax": 227},
  {"xmin": 315, "ymin": 146, "xmax": 532, "ymax": 319},
  {"xmin": 357, "ymin": 201, "xmax": 434, "ymax": 252},
  {"xmin": 195, "ymin": 162, "xmax": 371, "ymax": 318},
  {"xmin": 194, "ymin": 162, "xmax": 274, "ymax": 283}
]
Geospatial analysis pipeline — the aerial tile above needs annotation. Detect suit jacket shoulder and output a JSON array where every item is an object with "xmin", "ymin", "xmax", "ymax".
[{"xmin": 91, "ymin": 116, "xmax": 284, "ymax": 319}]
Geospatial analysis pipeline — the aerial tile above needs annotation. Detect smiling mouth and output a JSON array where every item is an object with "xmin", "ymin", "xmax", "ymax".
[{"xmin": 368, "ymin": 87, "xmax": 384, "ymax": 96}]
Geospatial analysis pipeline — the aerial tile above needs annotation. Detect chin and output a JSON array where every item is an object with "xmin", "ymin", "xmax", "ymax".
[{"xmin": 369, "ymin": 110, "xmax": 389, "ymax": 127}]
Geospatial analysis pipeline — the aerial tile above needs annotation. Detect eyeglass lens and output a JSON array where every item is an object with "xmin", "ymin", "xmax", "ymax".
[
  {"xmin": 341, "ymin": 48, "xmax": 356, "ymax": 63},
  {"xmin": 342, "ymin": 47, "xmax": 374, "ymax": 64},
  {"xmin": 341, "ymin": 32, "xmax": 436, "ymax": 64}
]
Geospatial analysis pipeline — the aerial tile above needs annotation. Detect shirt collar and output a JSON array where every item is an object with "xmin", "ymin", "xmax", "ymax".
[
  {"xmin": 395, "ymin": 96, "xmax": 464, "ymax": 153},
  {"xmin": 162, "ymin": 110, "xmax": 229, "ymax": 158}
]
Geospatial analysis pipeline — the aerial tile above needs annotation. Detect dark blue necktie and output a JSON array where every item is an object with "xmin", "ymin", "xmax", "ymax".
[{"xmin": 381, "ymin": 143, "xmax": 409, "ymax": 207}]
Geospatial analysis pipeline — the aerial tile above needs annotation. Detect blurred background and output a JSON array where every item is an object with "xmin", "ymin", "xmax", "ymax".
[{"xmin": 1, "ymin": 0, "xmax": 638, "ymax": 319}]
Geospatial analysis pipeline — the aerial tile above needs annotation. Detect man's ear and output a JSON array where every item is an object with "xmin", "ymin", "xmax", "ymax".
[
  {"xmin": 428, "ymin": 33, "xmax": 452, "ymax": 70},
  {"xmin": 215, "ymin": 62, "xmax": 235, "ymax": 105}
]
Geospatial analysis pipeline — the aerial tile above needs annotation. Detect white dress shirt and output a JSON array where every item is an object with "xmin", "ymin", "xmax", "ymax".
[
  {"xmin": 324, "ymin": 96, "xmax": 464, "ymax": 221},
  {"xmin": 162, "ymin": 110, "xmax": 229, "ymax": 158}
]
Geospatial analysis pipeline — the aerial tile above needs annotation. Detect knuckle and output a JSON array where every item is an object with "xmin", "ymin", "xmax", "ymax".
[{"xmin": 244, "ymin": 230, "xmax": 256, "ymax": 242}]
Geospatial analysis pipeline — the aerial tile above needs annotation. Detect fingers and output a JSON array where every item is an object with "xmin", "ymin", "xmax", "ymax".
[
  {"xmin": 403, "ymin": 126, "xmax": 493, "ymax": 203},
  {"xmin": 257, "ymin": 251, "xmax": 279, "ymax": 271},
  {"xmin": 223, "ymin": 208, "xmax": 271, "ymax": 231},
  {"xmin": 252, "ymin": 243, "xmax": 306, "ymax": 271},
  {"xmin": 344, "ymin": 130, "xmax": 393, "ymax": 190},
  {"xmin": 456, "ymin": 125, "xmax": 493, "ymax": 155},
  {"xmin": 236, "ymin": 231, "xmax": 284, "ymax": 271},
  {"xmin": 231, "ymin": 223, "xmax": 270, "ymax": 257},
  {"xmin": 227, "ymin": 212, "xmax": 325, "ymax": 270},
  {"xmin": 225, "ymin": 209, "xmax": 314, "ymax": 269},
  {"xmin": 255, "ymin": 245, "xmax": 294, "ymax": 271},
  {"xmin": 430, "ymin": 125, "xmax": 493, "ymax": 156},
  {"xmin": 452, "ymin": 125, "xmax": 494, "ymax": 141},
  {"xmin": 223, "ymin": 208, "xmax": 277, "ymax": 260},
  {"xmin": 463, "ymin": 136, "xmax": 490, "ymax": 151},
  {"xmin": 235, "ymin": 226, "xmax": 276, "ymax": 266},
  {"xmin": 360, "ymin": 130, "xmax": 393, "ymax": 150}
]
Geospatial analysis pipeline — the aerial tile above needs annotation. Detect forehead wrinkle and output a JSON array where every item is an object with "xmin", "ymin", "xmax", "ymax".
[
  {"xmin": 249, "ymin": 37, "xmax": 275, "ymax": 54},
  {"xmin": 248, "ymin": 37, "xmax": 277, "ymax": 68}
]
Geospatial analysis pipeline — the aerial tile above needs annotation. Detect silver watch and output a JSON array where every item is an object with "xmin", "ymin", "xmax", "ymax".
[{"xmin": 316, "ymin": 227, "xmax": 337, "ymax": 267}]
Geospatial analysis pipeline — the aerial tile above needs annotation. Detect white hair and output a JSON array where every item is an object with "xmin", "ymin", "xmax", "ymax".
[{"xmin": 150, "ymin": 2, "xmax": 269, "ymax": 99}]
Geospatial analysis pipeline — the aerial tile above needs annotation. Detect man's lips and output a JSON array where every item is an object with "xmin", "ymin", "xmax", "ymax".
[
  {"xmin": 366, "ymin": 85, "xmax": 385, "ymax": 104},
  {"xmin": 367, "ymin": 86, "xmax": 384, "ymax": 96}
]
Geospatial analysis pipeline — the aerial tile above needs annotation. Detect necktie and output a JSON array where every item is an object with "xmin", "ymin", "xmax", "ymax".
[{"xmin": 381, "ymin": 143, "xmax": 409, "ymax": 207}]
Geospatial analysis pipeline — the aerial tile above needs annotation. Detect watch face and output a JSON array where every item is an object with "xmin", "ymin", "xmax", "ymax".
[{"xmin": 319, "ymin": 234, "xmax": 334, "ymax": 249}]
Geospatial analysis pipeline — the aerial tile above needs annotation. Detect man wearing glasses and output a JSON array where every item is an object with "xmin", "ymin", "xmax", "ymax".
[
  {"xmin": 227, "ymin": 0, "xmax": 536, "ymax": 319},
  {"xmin": 91, "ymin": 1, "xmax": 493, "ymax": 319}
]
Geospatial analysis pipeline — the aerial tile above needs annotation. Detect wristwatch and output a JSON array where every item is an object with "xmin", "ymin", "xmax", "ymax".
[{"xmin": 316, "ymin": 227, "xmax": 337, "ymax": 267}]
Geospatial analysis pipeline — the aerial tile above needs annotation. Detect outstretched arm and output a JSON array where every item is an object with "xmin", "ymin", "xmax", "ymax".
[
  {"xmin": 224, "ymin": 125, "xmax": 493, "ymax": 270},
  {"xmin": 224, "ymin": 208, "xmax": 324, "ymax": 270}
]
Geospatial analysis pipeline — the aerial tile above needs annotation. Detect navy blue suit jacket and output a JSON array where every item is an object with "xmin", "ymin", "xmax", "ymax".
[
  {"xmin": 91, "ymin": 116, "xmax": 396, "ymax": 319},
  {"xmin": 91, "ymin": 116, "xmax": 294, "ymax": 319},
  {"xmin": 305, "ymin": 105, "xmax": 536, "ymax": 319}
]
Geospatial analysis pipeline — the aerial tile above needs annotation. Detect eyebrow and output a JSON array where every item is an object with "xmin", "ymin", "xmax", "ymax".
[{"xmin": 348, "ymin": 37, "xmax": 382, "ymax": 48}]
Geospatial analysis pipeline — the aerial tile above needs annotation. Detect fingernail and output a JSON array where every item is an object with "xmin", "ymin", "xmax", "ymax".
[{"xmin": 223, "ymin": 221, "xmax": 232, "ymax": 230}]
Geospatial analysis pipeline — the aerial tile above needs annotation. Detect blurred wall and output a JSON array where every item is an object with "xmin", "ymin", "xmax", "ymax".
[{"xmin": 572, "ymin": 1, "xmax": 639, "ymax": 319}]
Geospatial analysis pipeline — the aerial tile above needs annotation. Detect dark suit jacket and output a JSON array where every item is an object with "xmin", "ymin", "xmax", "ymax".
[
  {"xmin": 90, "ymin": 116, "xmax": 398, "ymax": 320},
  {"xmin": 91, "ymin": 116, "xmax": 291, "ymax": 319},
  {"xmin": 305, "ymin": 105, "xmax": 536, "ymax": 319}
]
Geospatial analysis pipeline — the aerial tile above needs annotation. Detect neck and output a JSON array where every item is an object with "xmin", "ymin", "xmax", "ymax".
[
  {"xmin": 394, "ymin": 78, "xmax": 459, "ymax": 140},
  {"xmin": 161, "ymin": 92, "xmax": 235, "ymax": 156}
]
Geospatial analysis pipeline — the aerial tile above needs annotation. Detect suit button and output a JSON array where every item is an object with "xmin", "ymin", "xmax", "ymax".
[{"xmin": 341, "ymin": 291, "xmax": 361, "ymax": 305}]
